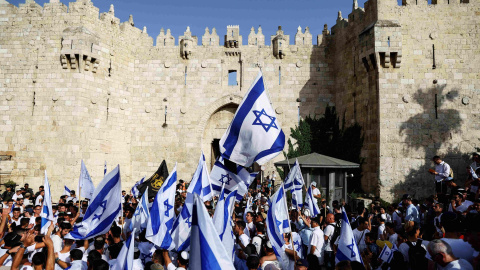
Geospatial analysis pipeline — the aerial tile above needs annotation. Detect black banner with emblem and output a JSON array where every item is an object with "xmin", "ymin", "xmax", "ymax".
[{"xmin": 137, "ymin": 160, "xmax": 169, "ymax": 198}]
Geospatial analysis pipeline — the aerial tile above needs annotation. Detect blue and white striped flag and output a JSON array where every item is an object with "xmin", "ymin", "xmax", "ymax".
[
  {"xmin": 78, "ymin": 160, "xmax": 95, "ymax": 200},
  {"xmin": 335, "ymin": 207, "xmax": 363, "ymax": 264},
  {"xmin": 266, "ymin": 184, "xmax": 290, "ymax": 270},
  {"xmin": 210, "ymin": 157, "xmax": 257, "ymax": 201},
  {"xmin": 64, "ymin": 185, "xmax": 71, "ymax": 196},
  {"xmin": 131, "ymin": 186, "xmax": 150, "ymax": 233},
  {"xmin": 112, "ymin": 228, "xmax": 136, "ymax": 270},
  {"xmin": 40, "ymin": 171, "xmax": 54, "ymax": 234},
  {"xmin": 68, "ymin": 165, "xmax": 122, "ymax": 240},
  {"xmin": 212, "ymin": 185, "xmax": 237, "ymax": 260},
  {"xmin": 104, "ymin": 161, "xmax": 107, "ymax": 176},
  {"xmin": 171, "ymin": 152, "xmax": 213, "ymax": 251},
  {"xmin": 190, "ymin": 193, "xmax": 236, "ymax": 270},
  {"xmin": 305, "ymin": 185, "xmax": 320, "ymax": 217},
  {"xmin": 219, "ymin": 71, "xmax": 285, "ymax": 167},
  {"xmin": 284, "ymin": 159, "xmax": 304, "ymax": 208},
  {"xmin": 131, "ymin": 176, "xmax": 145, "ymax": 198},
  {"xmin": 146, "ymin": 164, "xmax": 177, "ymax": 250}
]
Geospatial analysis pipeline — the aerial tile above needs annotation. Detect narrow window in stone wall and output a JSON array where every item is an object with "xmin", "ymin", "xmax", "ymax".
[
  {"xmin": 185, "ymin": 66, "xmax": 187, "ymax": 85},
  {"xmin": 164, "ymin": 38, "xmax": 166, "ymax": 46},
  {"xmin": 255, "ymin": 38, "xmax": 257, "ymax": 45},
  {"xmin": 387, "ymin": 37, "xmax": 390, "ymax": 47},
  {"xmin": 303, "ymin": 37, "xmax": 305, "ymax": 45},
  {"xmin": 209, "ymin": 38, "xmax": 212, "ymax": 45},
  {"xmin": 279, "ymin": 66, "xmax": 281, "ymax": 85},
  {"xmin": 228, "ymin": 70, "xmax": 237, "ymax": 86},
  {"xmin": 231, "ymin": 30, "xmax": 234, "ymax": 38}
]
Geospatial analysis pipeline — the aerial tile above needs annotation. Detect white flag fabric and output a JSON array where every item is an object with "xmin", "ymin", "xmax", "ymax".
[
  {"xmin": 68, "ymin": 165, "xmax": 122, "ymax": 240},
  {"xmin": 305, "ymin": 185, "xmax": 320, "ymax": 217},
  {"xmin": 266, "ymin": 184, "xmax": 290, "ymax": 270},
  {"xmin": 212, "ymin": 186, "xmax": 237, "ymax": 260},
  {"xmin": 379, "ymin": 245, "xmax": 394, "ymax": 263},
  {"xmin": 190, "ymin": 193, "xmax": 235, "ymax": 270},
  {"xmin": 78, "ymin": 160, "xmax": 95, "ymax": 200},
  {"xmin": 470, "ymin": 166, "xmax": 479, "ymax": 179},
  {"xmin": 131, "ymin": 176, "xmax": 145, "ymax": 198},
  {"xmin": 335, "ymin": 207, "xmax": 363, "ymax": 264},
  {"xmin": 284, "ymin": 159, "xmax": 304, "ymax": 208},
  {"xmin": 219, "ymin": 71, "xmax": 285, "ymax": 167},
  {"xmin": 112, "ymin": 228, "xmax": 136, "ymax": 270},
  {"xmin": 171, "ymin": 152, "xmax": 213, "ymax": 251},
  {"xmin": 40, "ymin": 171, "xmax": 54, "ymax": 234},
  {"xmin": 131, "ymin": 186, "xmax": 150, "ymax": 233},
  {"xmin": 63, "ymin": 185, "xmax": 71, "ymax": 196},
  {"xmin": 210, "ymin": 157, "xmax": 257, "ymax": 201},
  {"xmin": 146, "ymin": 164, "xmax": 177, "ymax": 250}
]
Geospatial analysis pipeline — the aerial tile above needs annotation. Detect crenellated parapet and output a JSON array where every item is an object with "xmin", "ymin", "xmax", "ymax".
[
  {"xmin": 202, "ymin": 27, "xmax": 219, "ymax": 47},
  {"xmin": 294, "ymin": 26, "xmax": 312, "ymax": 46},
  {"xmin": 247, "ymin": 26, "xmax": 265, "ymax": 46},
  {"xmin": 156, "ymin": 28, "xmax": 175, "ymax": 48},
  {"xmin": 100, "ymin": 4, "xmax": 120, "ymax": 25}
]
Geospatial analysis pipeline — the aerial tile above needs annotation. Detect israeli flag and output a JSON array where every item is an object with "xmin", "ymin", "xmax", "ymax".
[
  {"xmin": 266, "ymin": 184, "xmax": 290, "ymax": 270},
  {"xmin": 305, "ymin": 186, "xmax": 320, "ymax": 217},
  {"xmin": 78, "ymin": 160, "xmax": 95, "ymax": 200},
  {"xmin": 219, "ymin": 71, "xmax": 285, "ymax": 167},
  {"xmin": 131, "ymin": 176, "xmax": 145, "ymax": 198},
  {"xmin": 471, "ymin": 166, "xmax": 479, "ymax": 179},
  {"xmin": 64, "ymin": 185, "xmax": 71, "ymax": 196},
  {"xmin": 190, "ymin": 193, "xmax": 236, "ymax": 270},
  {"xmin": 171, "ymin": 152, "xmax": 213, "ymax": 251},
  {"xmin": 104, "ymin": 161, "xmax": 107, "ymax": 176},
  {"xmin": 284, "ymin": 159, "xmax": 304, "ymax": 208},
  {"xmin": 68, "ymin": 165, "xmax": 122, "ymax": 240},
  {"xmin": 40, "ymin": 171, "xmax": 54, "ymax": 234},
  {"xmin": 131, "ymin": 186, "xmax": 150, "ymax": 233},
  {"xmin": 210, "ymin": 157, "xmax": 257, "ymax": 201},
  {"xmin": 112, "ymin": 228, "xmax": 136, "ymax": 270},
  {"xmin": 335, "ymin": 207, "xmax": 363, "ymax": 264},
  {"xmin": 146, "ymin": 164, "xmax": 177, "ymax": 250},
  {"xmin": 212, "ymin": 186, "xmax": 237, "ymax": 260},
  {"xmin": 379, "ymin": 245, "xmax": 394, "ymax": 263}
]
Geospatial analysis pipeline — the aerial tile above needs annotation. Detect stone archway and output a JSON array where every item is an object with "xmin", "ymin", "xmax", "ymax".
[{"xmin": 199, "ymin": 95, "xmax": 243, "ymax": 169}]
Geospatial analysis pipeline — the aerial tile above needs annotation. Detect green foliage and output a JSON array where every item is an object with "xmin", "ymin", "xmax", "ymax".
[{"xmin": 286, "ymin": 119, "xmax": 312, "ymax": 159}]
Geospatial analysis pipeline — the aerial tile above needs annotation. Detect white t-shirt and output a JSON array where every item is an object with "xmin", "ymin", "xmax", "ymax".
[
  {"xmin": 312, "ymin": 188, "xmax": 320, "ymax": 204},
  {"xmin": 35, "ymin": 195, "xmax": 43, "ymax": 206},
  {"xmin": 388, "ymin": 233, "xmax": 398, "ymax": 247},
  {"xmin": 308, "ymin": 226, "xmax": 324, "ymax": 263},
  {"xmin": 55, "ymin": 251, "xmax": 71, "ymax": 270},
  {"xmin": 442, "ymin": 259, "xmax": 473, "ymax": 270},
  {"xmin": 51, "ymin": 234, "xmax": 63, "ymax": 253},
  {"xmin": 238, "ymin": 233, "xmax": 250, "ymax": 248},
  {"xmin": 323, "ymin": 223, "xmax": 336, "ymax": 252},
  {"xmin": 352, "ymin": 228, "xmax": 370, "ymax": 253},
  {"xmin": 441, "ymin": 238, "xmax": 475, "ymax": 265},
  {"xmin": 378, "ymin": 223, "xmax": 386, "ymax": 239},
  {"xmin": 449, "ymin": 201, "xmax": 473, "ymax": 213}
]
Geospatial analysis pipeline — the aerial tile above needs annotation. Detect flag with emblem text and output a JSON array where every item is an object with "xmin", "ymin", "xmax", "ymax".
[
  {"xmin": 68, "ymin": 165, "xmax": 122, "ymax": 240},
  {"xmin": 335, "ymin": 207, "xmax": 363, "ymax": 264},
  {"xmin": 146, "ymin": 163, "xmax": 178, "ymax": 250},
  {"xmin": 171, "ymin": 152, "xmax": 213, "ymax": 251},
  {"xmin": 219, "ymin": 71, "xmax": 285, "ymax": 167},
  {"xmin": 40, "ymin": 171, "xmax": 54, "ymax": 234},
  {"xmin": 137, "ymin": 160, "xmax": 169, "ymax": 198},
  {"xmin": 210, "ymin": 157, "xmax": 257, "ymax": 201}
]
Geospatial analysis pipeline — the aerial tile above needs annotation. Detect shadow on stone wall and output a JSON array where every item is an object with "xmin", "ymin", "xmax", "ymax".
[{"xmin": 393, "ymin": 85, "xmax": 468, "ymax": 200}]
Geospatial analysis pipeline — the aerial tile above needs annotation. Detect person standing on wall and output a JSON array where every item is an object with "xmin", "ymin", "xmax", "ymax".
[{"xmin": 429, "ymin": 156, "xmax": 452, "ymax": 196}]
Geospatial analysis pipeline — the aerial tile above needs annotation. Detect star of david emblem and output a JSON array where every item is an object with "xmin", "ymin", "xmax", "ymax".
[
  {"xmin": 92, "ymin": 200, "xmax": 107, "ymax": 221},
  {"xmin": 164, "ymin": 199, "xmax": 173, "ymax": 217},
  {"xmin": 347, "ymin": 239, "xmax": 357, "ymax": 258},
  {"xmin": 185, "ymin": 216, "xmax": 192, "ymax": 228},
  {"xmin": 252, "ymin": 109, "xmax": 278, "ymax": 132},
  {"xmin": 294, "ymin": 240, "xmax": 301, "ymax": 251},
  {"xmin": 219, "ymin": 174, "xmax": 232, "ymax": 186},
  {"xmin": 275, "ymin": 218, "xmax": 282, "ymax": 228}
]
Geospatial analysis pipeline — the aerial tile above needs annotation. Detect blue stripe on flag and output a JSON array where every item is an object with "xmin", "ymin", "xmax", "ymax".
[
  {"xmin": 83, "ymin": 173, "xmax": 120, "ymax": 220},
  {"xmin": 253, "ymin": 130, "xmax": 285, "ymax": 163},
  {"xmin": 199, "ymin": 227, "xmax": 223, "ymax": 270},
  {"xmin": 72, "ymin": 205, "xmax": 121, "ymax": 239}
]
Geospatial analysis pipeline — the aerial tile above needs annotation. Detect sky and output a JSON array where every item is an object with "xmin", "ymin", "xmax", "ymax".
[{"xmin": 6, "ymin": 0, "xmax": 399, "ymax": 45}]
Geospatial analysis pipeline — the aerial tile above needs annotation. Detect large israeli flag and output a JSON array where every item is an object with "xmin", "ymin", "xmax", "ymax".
[
  {"xmin": 219, "ymin": 71, "xmax": 285, "ymax": 167},
  {"xmin": 146, "ymin": 164, "xmax": 177, "ymax": 250},
  {"xmin": 78, "ymin": 160, "xmax": 95, "ymax": 200},
  {"xmin": 305, "ymin": 185, "xmax": 320, "ymax": 217},
  {"xmin": 68, "ymin": 165, "xmax": 122, "ymax": 240},
  {"xmin": 112, "ymin": 228, "xmax": 136, "ymax": 270},
  {"xmin": 40, "ymin": 171, "xmax": 54, "ymax": 234},
  {"xmin": 210, "ymin": 157, "xmax": 257, "ymax": 201},
  {"xmin": 131, "ymin": 186, "xmax": 150, "ymax": 233},
  {"xmin": 212, "ymin": 186, "xmax": 237, "ymax": 260},
  {"xmin": 284, "ymin": 159, "xmax": 304, "ymax": 208},
  {"xmin": 171, "ymin": 153, "xmax": 213, "ymax": 251},
  {"xmin": 190, "ymin": 194, "xmax": 235, "ymax": 270},
  {"xmin": 131, "ymin": 176, "xmax": 145, "ymax": 198},
  {"xmin": 266, "ymin": 184, "xmax": 290, "ymax": 270},
  {"xmin": 335, "ymin": 207, "xmax": 363, "ymax": 264}
]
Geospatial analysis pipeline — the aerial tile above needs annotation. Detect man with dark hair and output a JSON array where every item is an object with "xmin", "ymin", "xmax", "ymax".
[
  {"xmin": 352, "ymin": 216, "xmax": 371, "ymax": 253},
  {"xmin": 246, "ymin": 255, "xmax": 260, "ymax": 270},
  {"xmin": 69, "ymin": 249, "xmax": 87, "ymax": 270},
  {"xmin": 94, "ymin": 237, "xmax": 108, "ymax": 261},
  {"xmin": 107, "ymin": 226, "xmax": 123, "ymax": 251},
  {"xmin": 92, "ymin": 259, "xmax": 110, "ymax": 270},
  {"xmin": 87, "ymin": 250, "xmax": 102, "ymax": 270},
  {"xmin": 308, "ymin": 216, "xmax": 324, "ymax": 265},
  {"xmin": 51, "ymin": 222, "xmax": 72, "ymax": 253},
  {"xmin": 107, "ymin": 243, "xmax": 122, "ymax": 268},
  {"xmin": 235, "ymin": 220, "xmax": 250, "ymax": 250}
]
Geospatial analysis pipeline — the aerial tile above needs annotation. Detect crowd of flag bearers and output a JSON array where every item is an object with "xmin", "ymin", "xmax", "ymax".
[{"xmin": 0, "ymin": 72, "xmax": 478, "ymax": 270}]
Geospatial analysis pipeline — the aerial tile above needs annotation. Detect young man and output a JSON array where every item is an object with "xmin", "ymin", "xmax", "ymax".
[
  {"xmin": 51, "ymin": 222, "xmax": 72, "ymax": 253},
  {"xmin": 234, "ymin": 220, "xmax": 250, "ymax": 250},
  {"xmin": 352, "ymin": 217, "xmax": 371, "ymax": 253},
  {"xmin": 323, "ymin": 213, "xmax": 336, "ymax": 270},
  {"xmin": 430, "ymin": 156, "xmax": 451, "ymax": 195},
  {"xmin": 308, "ymin": 216, "xmax": 324, "ymax": 265},
  {"xmin": 385, "ymin": 222, "xmax": 398, "ymax": 246},
  {"xmin": 402, "ymin": 194, "xmax": 420, "ymax": 223}
]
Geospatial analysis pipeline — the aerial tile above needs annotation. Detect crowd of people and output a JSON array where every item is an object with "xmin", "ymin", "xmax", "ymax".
[{"xmin": 0, "ymin": 152, "xmax": 478, "ymax": 270}]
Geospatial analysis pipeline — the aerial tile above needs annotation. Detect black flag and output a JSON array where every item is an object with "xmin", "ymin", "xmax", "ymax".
[{"xmin": 137, "ymin": 160, "xmax": 169, "ymax": 198}]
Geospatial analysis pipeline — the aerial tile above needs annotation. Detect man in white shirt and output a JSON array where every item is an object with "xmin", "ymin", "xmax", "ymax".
[
  {"xmin": 449, "ymin": 192, "xmax": 472, "ymax": 214},
  {"xmin": 311, "ymin": 182, "xmax": 321, "ymax": 206},
  {"xmin": 352, "ymin": 217, "xmax": 371, "ymax": 253},
  {"xmin": 12, "ymin": 189, "xmax": 23, "ymax": 201},
  {"xmin": 69, "ymin": 249, "xmax": 88, "ymax": 270},
  {"xmin": 430, "ymin": 156, "xmax": 451, "ymax": 195},
  {"xmin": 245, "ymin": 212, "xmax": 256, "ymax": 237},
  {"xmin": 35, "ymin": 190, "xmax": 44, "ymax": 206},
  {"xmin": 132, "ymin": 248, "xmax": 144, "ymax": 270},
  {"xmin": 308, "ymin": 216, "xmax": 324, "ymax": 265},
  {"xmin": 427, "ymin": 239, "xmax": 473, "ymax": 270},
  {"xmin": 235, "ymin": 220, "xmax": 250, "ymax": 250},
  {"xmin": 433, "ymin": 203, "xmax": 444, "ymax": 238},
  {"xmin": 323, "ymin": 213, "xmax": 336, "ymax": 269}
]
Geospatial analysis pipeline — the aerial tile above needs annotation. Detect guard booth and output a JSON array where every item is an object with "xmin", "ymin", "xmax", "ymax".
[{"xmin": 274, "ymin": 153, "xmax": 359, "ymax": 208}]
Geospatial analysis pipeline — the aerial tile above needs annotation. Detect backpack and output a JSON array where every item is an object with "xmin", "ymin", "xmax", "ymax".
[
  {"xmin": 327, "ymin": 223, "xmax": 341, "ymax": 249},
  {"xmin": 406, "ymin": 239, "xmax": 428, "ymax": 270}
]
